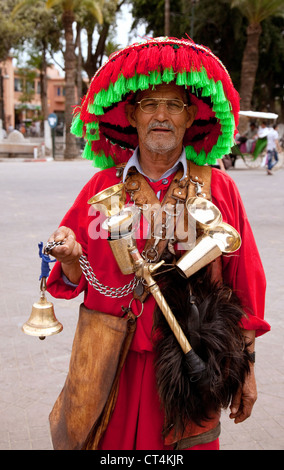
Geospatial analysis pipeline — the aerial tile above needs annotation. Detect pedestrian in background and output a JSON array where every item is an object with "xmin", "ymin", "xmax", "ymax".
[{"xmin": 266, "ymin": 124, "xmax": 280, "ymax": 175}]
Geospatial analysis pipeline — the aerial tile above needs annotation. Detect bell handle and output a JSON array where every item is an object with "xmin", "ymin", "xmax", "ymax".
[{"xmin": 40, "ymin": 277, "xmax": 47, "ymax": 296}]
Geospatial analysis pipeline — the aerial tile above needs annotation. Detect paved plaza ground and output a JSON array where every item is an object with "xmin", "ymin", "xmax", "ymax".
[{"xmin": 0, "ymin": 156, "xmax": 283, "ymax": 450}]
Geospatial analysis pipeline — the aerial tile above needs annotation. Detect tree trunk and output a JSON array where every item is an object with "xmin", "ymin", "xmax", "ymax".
[
  {"xmin": 40, "ymin": 40, "xmax": 48, "ymax": 135},
  {"xmin": 75, "ymin": 23, "xmax": 83, "ymax": 104},
  {"xmin": 63, "ymin": 10, "xmax": 79, "ymax": 159},
  {"xmin": 238, "ymin": 23, "xmax": 262, "ymax": 133},
  {"xmin": 85, "ymin": 22, "xmax": 110, "ymax": 81},
  {"xmin": 164, "ymin": 0, "xmax": 170, "ymax": 36},
  {"xmin": 84, "ymin": 0, "xmax": 126, "ymax": 81}
]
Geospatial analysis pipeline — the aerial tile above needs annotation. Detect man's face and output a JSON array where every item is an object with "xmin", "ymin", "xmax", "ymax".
[{"xmin": 126, "ymin": 84, "xmax": 197, "ymax": 154}]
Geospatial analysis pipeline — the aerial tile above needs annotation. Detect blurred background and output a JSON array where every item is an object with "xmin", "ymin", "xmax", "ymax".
[{"xmin": 0, "ymin": 0, "xmax": 283, "ymax": 159}]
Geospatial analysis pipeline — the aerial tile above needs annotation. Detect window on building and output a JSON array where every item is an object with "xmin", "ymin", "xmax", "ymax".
[
  {"xmin": 14, "ymin": 78, "xmax": 22, "ymax": 92},
  {"xmin": 26, "ymin": 80, "xmax": 35, "ymax": 93},
  {"xmin": 56, "ymin": 86, "xmax": 65, "ymax": 98}
]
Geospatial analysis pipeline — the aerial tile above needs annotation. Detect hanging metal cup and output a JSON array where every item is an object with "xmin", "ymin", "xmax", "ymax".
[
  {"xmin": 88, "ymin": 184, "xmax": 141, "ymax": 275},
  {"xmin": 88, "ymin": 183, "xmax": 126, "ymax": 217},
  {"xmin": 176, "ymin": 234, "xmax": 222, "ymax": 278},
  {"xmin": 205, "ymin": 221, "xmax": 242, "ymax": 253},
  {"xmin": 186, "ymin": 196, "xmax": 223, "ymax": 229},
  {"xmin": 176, "ymin": 222, "xmax": 241, "ymax": 278}
]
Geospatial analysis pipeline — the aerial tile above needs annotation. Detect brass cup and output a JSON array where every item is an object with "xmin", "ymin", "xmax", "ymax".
[
  {"xmin": 103, "ymin": 205, "xmax": 140, "ymax": 237},
  {"xmin": 186, "ymin": 197, "xmax": 223, "ymax": 229},
  {"xmin": 176, "ymin": 235, "xmax": 222, "ymax": 278},
  {"xmin": 106, "ymin": 207, "xmax": 141, "ymax": 275},
  {"xmin": 88, "ymin": 183, "xmax": 126, "ymax": 217},
  {"xmin": 176, "ymin": 221, "xmax": 242, "ymax": 278},
  {"xmin": 206, "ymin": 222, "xmax": 241, "ymax": 253},
  {"xmin": 108, "ymin": 234, "xmax": 137, "ymax": 275}
]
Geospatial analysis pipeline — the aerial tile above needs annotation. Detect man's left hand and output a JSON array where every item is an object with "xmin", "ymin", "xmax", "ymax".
[{"xmin": 229, "ymin": 366, "xmax": 257, "ymax": 423}]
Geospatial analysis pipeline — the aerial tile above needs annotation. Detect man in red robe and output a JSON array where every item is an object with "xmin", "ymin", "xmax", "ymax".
[{"xmin": 45, "ymin": 38, "xmax": 270, "ymax": 450}]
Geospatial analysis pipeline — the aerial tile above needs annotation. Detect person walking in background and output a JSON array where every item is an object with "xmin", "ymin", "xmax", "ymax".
[
  {"xmin": 266, "ymin": 124, "xmax": 280, "ymax": 175},
  {"xmin": 244, "ymin": 122, "xmax": 258, "ymax": 153}
]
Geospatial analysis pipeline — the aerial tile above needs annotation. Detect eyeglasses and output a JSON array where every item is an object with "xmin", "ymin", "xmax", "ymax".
[{"xmin": 136, "ymin": 98, "xmax": 188, "ymax": 115}]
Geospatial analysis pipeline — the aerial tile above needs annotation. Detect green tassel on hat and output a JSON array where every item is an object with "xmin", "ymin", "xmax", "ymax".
[
  {"xmin": 70, "ymin": 113, "xmax": 84, "ymax": 137},
  {"xmin": 82, "ymin": 141, "xmax": 94, "ymax": 161}
]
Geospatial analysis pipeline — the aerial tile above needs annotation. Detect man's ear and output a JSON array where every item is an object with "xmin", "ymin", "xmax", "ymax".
[
  {"xmin": 186, "ymin": 105, "xmax": 198, "ymax": 129},
  {"xmin": 125, "ymin": 103, "xmax": 137, "ymax": 128}
]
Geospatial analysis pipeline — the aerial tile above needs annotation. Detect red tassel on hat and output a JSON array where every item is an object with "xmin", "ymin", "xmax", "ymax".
[
  {"xmin": 93, "ymin": 72, "xmax": 111, "ymax": 93},
  {"xmin": 190, "ymin": 48, "xmax": 202, "ymax": 72},
  {"xmin": 109, "ymin": 53, "xmax": 125, "ymax": 85},
  {"xmin": 200, "ymin": 53, "xmax": 218, "ymax": 81},
  {"xmin": 92, "ymin": 134, "xmax": 110, "ymax": 154},
  {"xmin": 136, "ymin": 46, "xmax": 150, "ymax": 75},
  {"xmin": 122, "ymin": 49, "xmax": 138, "ymax": 79},
  {"xmin": 160, "ymin": 45, "xmax": 176, "ymax": 71},
  {"xmin": 176, "ymin": 45, "xmax": 191, "ymax": 73},
  {"xmin": 80, "ymin": 101, "xmax": 93, "ymax": 125},
  {"xmin": 147, "ymin": 45, "xmax": 161, "ymax": 72},
  {"xmin": 114, "ymin": 146, "xmax": 133, "ymax": 165}
]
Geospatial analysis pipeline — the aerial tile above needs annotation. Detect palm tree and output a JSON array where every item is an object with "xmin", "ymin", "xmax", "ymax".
[
  {"xmin": 164, "ymin": 0, "xmax": 170, "ymax": 35},
  {"xmin": 230, "ymin": 0, "xmax": 284, "ymax": 130},
  {"xmin": 47, "ymin": 0, "xmax": 103, "ymax": 159},
  {"xmin": 83, "ymin": 0, "xmax": 123, "ymax": 82}
]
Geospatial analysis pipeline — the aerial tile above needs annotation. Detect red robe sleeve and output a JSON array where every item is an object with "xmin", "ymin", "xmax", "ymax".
[
  {"xmin": 211, "ymin": 169, "xmax": 270, "ymax": 337},
  {"xmin": 46, "ymin": 169, "xmax": 109, "ymax": 300}
]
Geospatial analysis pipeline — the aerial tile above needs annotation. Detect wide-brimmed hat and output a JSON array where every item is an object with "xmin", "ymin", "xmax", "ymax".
[{"xmin": 71, "ymin": 37, "xmax": 240, "ymax": 169}]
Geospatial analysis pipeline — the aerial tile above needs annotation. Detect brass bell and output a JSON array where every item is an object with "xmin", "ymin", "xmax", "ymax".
[{"xmin": 22, "ymin": 277, "xmax": 63, "ymax": 340}]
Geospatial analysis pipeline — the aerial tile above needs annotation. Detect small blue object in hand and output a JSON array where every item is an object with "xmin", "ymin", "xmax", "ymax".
[{"xmin": 38, "ymin": 242, "xmax": 56, "ymax": 280}]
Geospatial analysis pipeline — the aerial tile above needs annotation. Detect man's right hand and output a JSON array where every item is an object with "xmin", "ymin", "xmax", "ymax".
[{"xmin": 48, "ymin": 226, "xmax": 83, "ymax": 284}]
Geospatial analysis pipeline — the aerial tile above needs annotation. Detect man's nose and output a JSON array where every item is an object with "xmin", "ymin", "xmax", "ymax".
[{"xmin": 153, "ymin": 101, "xmax": 169, "ymax": 118}]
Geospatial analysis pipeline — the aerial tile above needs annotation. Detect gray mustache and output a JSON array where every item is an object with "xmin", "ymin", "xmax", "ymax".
[{"xmin": 148, "ymin": 121, "xmax": 174, "ymax": 132}]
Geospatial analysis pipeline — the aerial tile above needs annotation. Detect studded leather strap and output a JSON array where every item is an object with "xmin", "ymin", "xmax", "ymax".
[{"xmin": 124, "ymin": 162, "xmax": 212, "ymax": 260}]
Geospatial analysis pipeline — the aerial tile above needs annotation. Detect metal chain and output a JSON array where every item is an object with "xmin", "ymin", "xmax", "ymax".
[
  {"xmin": 79, "ymin": 255, "xmax": 139, "ymax": 298},
  {"xmin": 44, "ymin": 240, "xmax": 138, "ymax": 298},
  {"xmin": 44, "ymin": 240, "xmax": 65, "ymax": 254}
]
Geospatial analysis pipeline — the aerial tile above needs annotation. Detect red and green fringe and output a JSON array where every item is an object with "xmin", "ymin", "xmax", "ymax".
[{"xmin": 70, "ymin": 38, "xmax": 239, "ymax": 170}]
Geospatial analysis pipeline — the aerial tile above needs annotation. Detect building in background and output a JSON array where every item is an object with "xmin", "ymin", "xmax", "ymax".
[{"xmin": 0, "ymin": 58, "xmax": 66, "ymax": 136}]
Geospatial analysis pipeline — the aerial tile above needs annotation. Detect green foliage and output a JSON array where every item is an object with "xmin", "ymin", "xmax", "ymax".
[
  {"xmin": 254, "ymin": 15, "xmax": 284, "ymax": 108},
  {"xmin": 130, "ymin": 0, "xmax": 284, "ymax": 112},
  {"xmin": 0, "ymin": 0, "xmax": 26, "ymax": 61},
  {"xmin": 16, "ymin": 67, "xmax": 37, "ymax": 103},
  {"xmin": 130, "ymin": 0, "xmax": 247, "ymax": 85},
  {"xmin": 230, "ymin": 0, "xmax": 284, "ymax": 23},
  {"xmin": 131, "ymin": 0, "xmax": 169, "ymax": 36},
  {"xmin": 46, "ymin": 0, "xmax": 104, "ymax": 24},
  {"xmin": 193, "ymin": 0, "xmax": 247, "ymax": 89},
  {"xmin": 9, "ymin": 0, "xmax": 62, "ymax": 63},
  {"xmin": 229, "ymin": 0, "xmax": 284, "ymax": 110}
]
